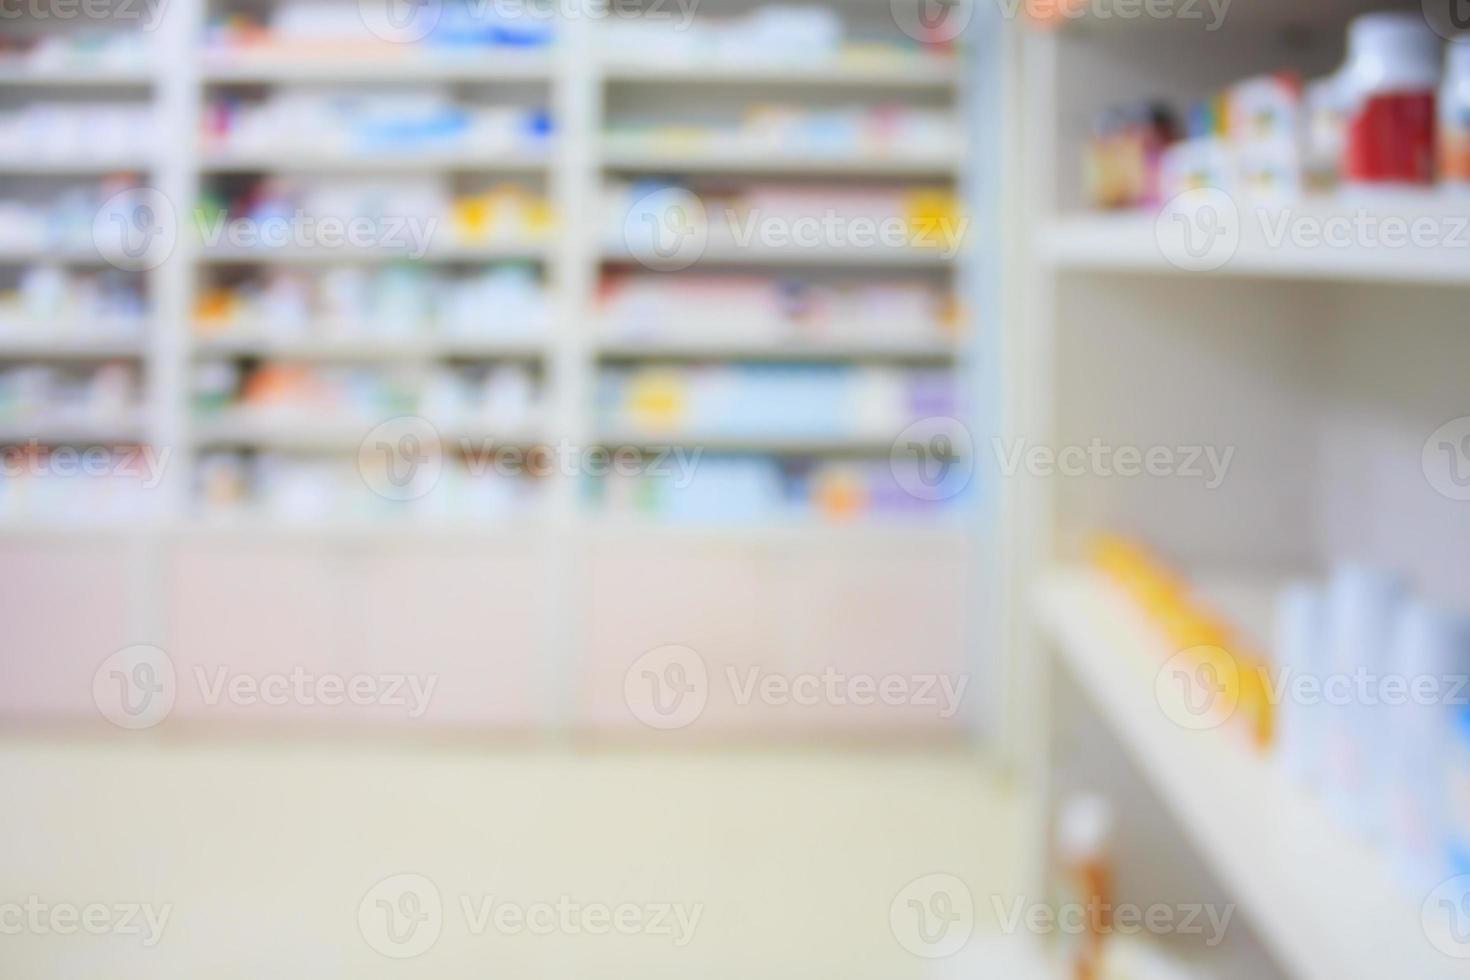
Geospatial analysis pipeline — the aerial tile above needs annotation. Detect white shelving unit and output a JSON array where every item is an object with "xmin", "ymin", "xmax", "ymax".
[
  {"xmin": 0, "ymin": 0, "xmax": 995, "ymax": 734},
  {"xmin": 1010, "ymin": 5, "xmax": 1470, "ymax": 978},
  {"xmin": 1034, "ymin": 568, "xmax": 1460, "ymax": 980}
]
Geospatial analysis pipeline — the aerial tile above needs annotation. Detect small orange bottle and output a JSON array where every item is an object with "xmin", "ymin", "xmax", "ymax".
[{"xmin": 1056, "ymin": 795, "xmax": 1115, "ymax": 980}]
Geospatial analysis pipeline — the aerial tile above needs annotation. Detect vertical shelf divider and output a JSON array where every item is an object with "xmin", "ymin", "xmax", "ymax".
[
  {"xmin": 131, "ymin": 0, "xmax": 204, "ymax": 645},
  {"xmin": 538, "ymin": 4, "xmax": 602, "ymax": 729}
]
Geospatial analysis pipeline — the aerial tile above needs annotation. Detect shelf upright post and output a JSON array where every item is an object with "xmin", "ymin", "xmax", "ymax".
[
  {"xmin": 537, "ymin": 0, "xmax": 602, "ymax": 730},
  {"xmin": 129, "ymin": 0, "xmax": 203, "ymax": 643}
]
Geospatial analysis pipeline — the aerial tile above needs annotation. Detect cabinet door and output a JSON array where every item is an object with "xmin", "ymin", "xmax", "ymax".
[
  {"xmin": 165, "ymin": 538, "xmax": 544, "ymax": 730},
  {"xmin": 352, "ymin": 545, "xmax": 542, "ymax": 729},
  {"xmin": 774, "ymin": 545, "xmax": 972, "ymax": 733},
  {"xmin": 580, "ymin": 542, "xmax": 790, "ymax": 734},
  {"xmin": 0, "ymin": 541, "xmax": 133, "ymax": 721},
  {"xmin": 580, "ymin": 537, "xmax": 972, "ymax": 736},
  {"xmin": 165, "ymin": 541, "xmax": 349, "ymax": 724}
]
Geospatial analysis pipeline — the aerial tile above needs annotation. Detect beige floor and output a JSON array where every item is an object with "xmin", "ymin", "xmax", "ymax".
[{"xmin": 0, "ymin": 739, "xmax": 1029, "ymax": 979}]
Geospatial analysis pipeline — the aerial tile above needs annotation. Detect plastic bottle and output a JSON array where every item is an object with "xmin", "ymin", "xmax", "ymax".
[
  {"xmin": 1440, "ymin": 42, "xmax": 1470, "ymax": 187},
  {"xmin": 1273, "ymin": 581, "xmax": 1324, "ymax": 789},
  {"xmin": 1056, "ymin": 794, "xmax": 1114, "ymax": 980},
  {"xmin": 1303, "ymin": 74, "xmax": 1348, "ymax": 189},
  {"xmin": 1340, "ymin": 13, "xmax": 1441, "ymax": 186},
  {"xmin": 1386, "ymin": 602, "xmax": 1470, "ymax": 893},
  {"xmin": 1449, "ymin": 707, "xmax": 1470, "ymax": 869},
  {"xmin": 1324, "ymin": 564, "xmax": 1404, "ymax": 839}
]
